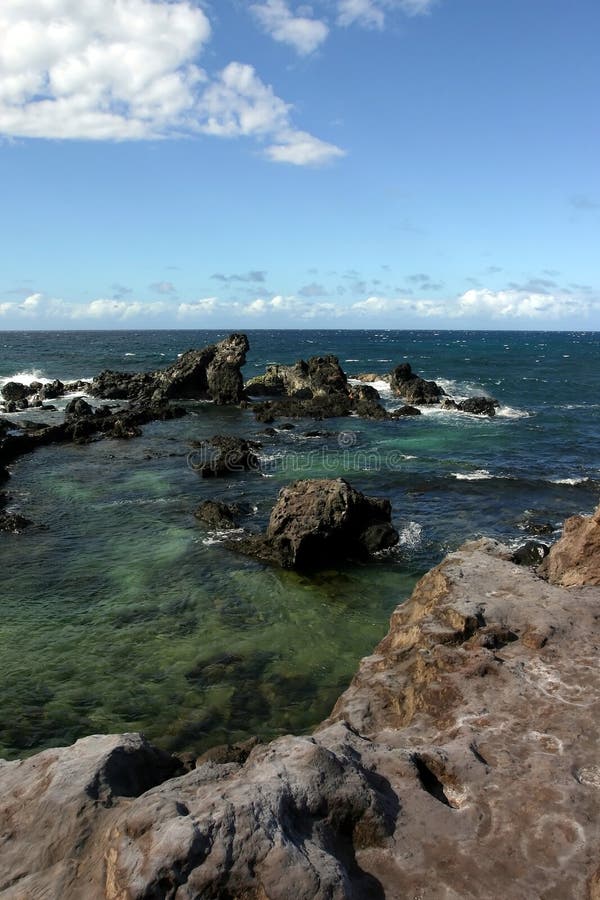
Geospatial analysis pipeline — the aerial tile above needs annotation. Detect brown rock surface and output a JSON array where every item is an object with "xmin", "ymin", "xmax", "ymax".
[
  {"xmin": 2, "ymin": 534, "xmax": 600, "ymax": 898},
  {"xmin": 539, "ymin": 503, "xmax": 600, "ymax": 586}
]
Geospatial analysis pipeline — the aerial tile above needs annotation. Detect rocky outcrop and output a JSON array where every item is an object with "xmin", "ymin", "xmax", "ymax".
[
  {"xmin": 194, "ymin": 499, "xmax": 248, "ymax": 529},
  {"xmin": 539, "ymin": 503, "xmax": 600, "ymax": 586},
  {"xmin": 3, "ymin": 523, "xmax": 600, "ymax": 898},
  {"xmin": 389, "ymin": 362, "xmax": 445, "ymax": 405},
  {"xmin": 246, "ymin": 355, "xmax": 348, "ymax": 399},
  {"xmin": 232, "ymin": 478, "xmax": 398, "ymax": 569},
  {"xmin": 189, "ymin": 434, "xmax": 260, "ymax": 478},
  {"xmin": 442, "ymin": 396, "xmax": 499, "ymax": 416},
  {"xmin": 249, "ymin": 356, "xmax": 391, "ymax": 422},
  {"xmin": 91, "ymin": 333, "xmax": 249, "ymax": 404},
  {"xmin": 1, "ymin": 382, "xmax": 33, "ymax": 402}
]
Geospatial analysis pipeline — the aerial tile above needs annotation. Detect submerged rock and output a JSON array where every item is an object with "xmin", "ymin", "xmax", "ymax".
[
  {"xmin": 91, "ymin": 333, "xmax": 249, "ymax": 404},
  {"xmin": 190, "ymin": 434, "xmax": 261, "ymax": 478},
  {"xmin": 4, "ymin": 518, "xmax": 600, "ymax": 898},
  {"xmin": 233, "ymin": 477, "xmax": 398, "ymax": 569},
  {"xmin": 195, "ymin": 499, "xmax": 243, "ymax": 529}
]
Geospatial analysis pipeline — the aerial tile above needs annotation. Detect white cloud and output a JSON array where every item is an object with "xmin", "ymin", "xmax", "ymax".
[
  {"xmin": 177, "ymin": 298, "xmax": 218, "ymax": 317},
  {"xmin": 21, "ymin": 292, "xmax": 42, "ymax": 312},
  {"xmin": 336, "ymin": 0, "xmax": 434, "ymax": 29},
  {"xmin": 456, "ymin": 288, "xmax": 590, "ymax": 319},
  {"xmin": 265, "ymin": 129, "xmax": 346, "ymax": 165},
  {"xmin": 337, "ymin": 0, "xmax": 385, "ymax": 28},
  {"xmin": 198, "ymin": 64, "xmax": 345, "ymax": 165},
  {"xmin": 0, "ymin": 0, "xmax": 211, "ymax": 140},
  {"xmin": 74, "ymin": 299, "xmax": 168, "ymax": 319},
  {"xmin": 198, "ymin": 62, "xmax": 290, "ymax": 138},
  {"xmin": 0, "ymin": 1, "xmax": 344, "ymax": 165},
  {"xmin": 250, "ymin": 0, "xmax": 329, "ymax": 55},
  {"xmin": 352, "ymin": 295, "xmax": 446, "ymax": 316}
]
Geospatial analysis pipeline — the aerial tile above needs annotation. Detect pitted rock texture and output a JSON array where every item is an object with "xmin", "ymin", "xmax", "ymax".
[{"xmin": 539, "ymin": 503, "xmax": 600, "ymax": 586}]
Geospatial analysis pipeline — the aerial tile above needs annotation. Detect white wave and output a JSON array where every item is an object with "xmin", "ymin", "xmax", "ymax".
[
  {"xmin": 0, "ymin": 370, "xmax": 51, "ymax": 388},
  {"xmin": 0, "ymin": 371, "xmax": 93, "ymax": 390},
  {"xmin": 202, "ymin": 527, "xmax": 245, "ymax": 545},
  {"xmin": 348, "ymin": 377, "xmax": 393, "ymax": 399},
  {"xmin": 124, "ymin": 352, "xmax": 136, "ymax": 357},
  {"xmin": 453, "ymin": 469, "xmax": 494, "ymax": 481},
  {"xmin": 398, "ymin": 521, "xmax": 423, "ymax": 547},
  {"xmin": 496, "ymin": 405, "xmax": 530, "ymax": 419},
  {"xmin": 345, "ymin": 358, "xmax": 360, "ymax": 362},
  {"xmin": 548, "ymin": 477, "xmax": 590, "ymax": 485}
]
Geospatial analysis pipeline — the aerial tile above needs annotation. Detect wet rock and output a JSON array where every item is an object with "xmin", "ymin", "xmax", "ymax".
[
  {"xmin": 389, "ymin": 404, "xmax": 422, "ymax": 417},
  {"xmin": 233, "ymin": 477, "xmax": 398, "ymax": 569},
  {"xmin": 0, "ymin": 510, "xmax": 32, "ymax": 532},
  {"xmin": 389, "ymin": 362, "xmax": 445, "ymax": 405},
  {"xmin": 1, "ymin": 381, "xmax": 32, "ymax": 402},
  {"xmin": 247, "ymin": 355, "xmax": 349, "ymax": 401},
  {"xmin": 64, "ymin": 397, "xmax": 95, "ymax": 421},
  {"xmin": 38, "ymin": 379, "xmax": 66, "ymax": 400},
  {"xmin": 191, "ymin": 434, "xmax": 260, "ymax": 478},
  {"xmin": 511, "ymin": 540, "xmax": 550, "ymax": 566},
  {"xmin": 92, "ymin": 333, "xmax": 249, "ymax": 404},
  {"xmin": 539, "ymin": 502, "xmax": 600, "ymax": 586},
  {"xmin": 3, "ymin": 535, "xmax": 600, "ymax": 897},
  {"xmin": 194, "ymin": 499, "xmax": 241, "ymax": 529},
  {"xmin": 254, "ymin": 394, "xmax": 352, "ymax": 422},
  {"xmin": 457, "ymin": 396, "xmax": 499, "ymax": 416}
]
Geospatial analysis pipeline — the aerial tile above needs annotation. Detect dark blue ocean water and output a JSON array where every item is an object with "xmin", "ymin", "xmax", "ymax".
[{"xmin": 1, "ymin": 330, "xmax": 599, "ymax": 759}]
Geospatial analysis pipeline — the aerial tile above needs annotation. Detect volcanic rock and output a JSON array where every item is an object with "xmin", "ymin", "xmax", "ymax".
[
  {"xmin": 511, "ymin": 540, "xmax": 550, "ymax": 566},
  {"xmin": 539, "ymin": 503, "xmax": 600, "ymax": 586},
  {"xmin": 38, "ymin": 379, "xmax": 65, "ymax": 400},
  {"xmin": 233, "ymin": 477, "xmax": 398, "ymax": 569},
  {"xmin": 389, "ymin": 362, "xmax": 445, "ymax": 405},
  {"xmin": 195, "ymin": 499, "xmax": 242, "ymax": 529},
  {"xmin": 1, "ymin": 382, "xmax": 32, "ymax": 402},
  {"xmin": 191, "ymin": 434, "xmax": 260, "ymax": 478},
  {"xmin": 3, "ymin": 524, "xmax": 600, "ymax": 897},
  {"xmin": 64, "ymin": 397, "xmax": 94, "ymax": 421},
  {"xmin": 91, "ymin": 333, "xmax": 249, "ymax": 404}
]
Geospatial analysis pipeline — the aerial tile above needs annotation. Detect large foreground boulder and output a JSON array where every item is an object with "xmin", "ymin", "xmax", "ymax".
[
  {"xmin": 539, "ymin": 502, "xmax": 600, "ymax": 586},
  {"xmin": 233, "ymin": 478, "xmax": 398, "ymax": 568},
  {"xmin": 91, "ymin": 333, "xmax": 249, "ymax": 404}
]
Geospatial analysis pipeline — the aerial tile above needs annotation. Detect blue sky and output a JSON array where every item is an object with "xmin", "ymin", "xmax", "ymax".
[{"xmin": 0, "ymin": 0, "xmax": 598, "ymax": 329}]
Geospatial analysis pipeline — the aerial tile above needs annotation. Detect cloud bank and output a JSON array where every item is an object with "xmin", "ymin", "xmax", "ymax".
[{"xmin": 1, "ymin": 286, "xmax": 596, "ymax": 327}]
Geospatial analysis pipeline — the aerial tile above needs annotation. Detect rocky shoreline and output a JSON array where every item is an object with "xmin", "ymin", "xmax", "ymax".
[{"xmin": 1, "ymin": 505, "xmax": 600, "ymax": 898}]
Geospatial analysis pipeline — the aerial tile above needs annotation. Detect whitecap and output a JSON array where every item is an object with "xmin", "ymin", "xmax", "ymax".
[
  {"xmin": 495, "ymin": 405, "xmax": 530, "ymax": 419},
  {"xmin": 453, "ymin": 469, "xmax": 493, "ymax": 481},
  {"xmin": 0, "ymin": 370, "xmax": 51, "ymax": 388},
  {"xmin": 398, "ymin": 521, "xmax": 423, "ymax": 547},
  {"xmin": 548, "ymin": 477, "xmax": 589, "ymax": 485}
]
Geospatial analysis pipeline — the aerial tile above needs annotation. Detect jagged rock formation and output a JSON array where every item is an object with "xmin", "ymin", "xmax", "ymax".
[
  {"xmin": 540, "ymin": 502, "xmax": 600, "ymax": 586},
  {"xmin": 389, "ymin": 362, "xmax": 445, "ymax": 405},
  {"xmin": 2, "ymin": 510, "xmax": 600, "ymax": 897},
  {"xmin": 248, "ymin": 355, "xmax": 388, "ymax": 421},
  {"xmin": 232, "ymin": 477, "xmax": 399, "ymax": 569},
  {"xmin": 442, "ymin": 396, "xmax": 499, "ymax": 416},
  {"xmin": 91, "ymin": 333, "xmax": 249, "ymax": 404}
]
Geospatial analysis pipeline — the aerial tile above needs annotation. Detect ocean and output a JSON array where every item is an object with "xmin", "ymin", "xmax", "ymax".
[{"xmin": 1, "ymin": 329, "xmax": 599, "ymax": 760}]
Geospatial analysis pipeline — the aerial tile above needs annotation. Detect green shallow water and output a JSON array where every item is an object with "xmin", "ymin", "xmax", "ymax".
[{"xmin": 1, "ymin": 411, "xmax": 418, "ymax": 759}]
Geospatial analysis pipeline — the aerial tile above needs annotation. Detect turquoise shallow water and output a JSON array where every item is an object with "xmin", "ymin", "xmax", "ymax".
[{"xmin": 1, "ymin": 330, "xmax": 599, "ymax": 759}]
